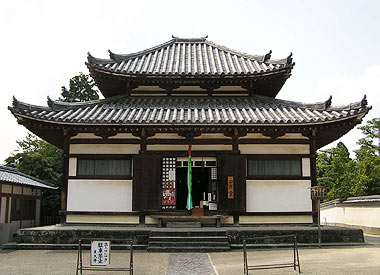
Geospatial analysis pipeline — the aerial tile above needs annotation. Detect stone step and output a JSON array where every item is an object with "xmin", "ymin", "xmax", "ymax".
[
  {"xmin": 149, "ymin": 236, "xmax": 228, "ymax": 242},
  {"xmin": 150, "ymin": 230, "xmax": 227, "ymax": 237},
  {"xmin": 147, "ymin": 246, "xmax": 231, "ymax": 252},
  {"xmin": 148, "ymin": 241, "xmax": 230, "ymax": 247},
  {"xmin": 166, "ymin": 221, "xmax": 201, "ymax": 228},
  {"xmin": 1, "ymin": 242, "xmax": 147, "ymax": 250}
]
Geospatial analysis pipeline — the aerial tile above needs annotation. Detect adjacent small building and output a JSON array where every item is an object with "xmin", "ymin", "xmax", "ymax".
[
  {"xmin": 0, "ymin": 165, "xmax": 56, "ymax": 244},
  {"xmin": 8, "ymin": 37, "xmax": 371, "ymax": 227}
]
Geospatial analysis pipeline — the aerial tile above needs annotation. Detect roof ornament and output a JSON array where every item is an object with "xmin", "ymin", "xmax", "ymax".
[
  {"xmin": 360, "ymin": 94, "xmax": 367, "ymax": 107},
  {"xmin": 12, "ymin": 96, "xmax": 19, "ymax": 108},
  {"xmin": 324, "ymin": 95, "xmax": 332, "ymax": 110},
  {"xmin": 286, "ymin": 52, "xmax": 293, "ymax": 65},
  {"xmin": 264, "ymin": 50, "xmax": 272, "ymax": 62},
  {"xmin": 108, "ymin": 49, "xmax": 116, "ymax": 60},
  {"xmin": 87, "ymin": 52, "xmax": 94, "ymax": 63}
]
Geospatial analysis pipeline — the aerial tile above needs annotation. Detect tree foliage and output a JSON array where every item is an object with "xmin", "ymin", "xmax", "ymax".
[
  {"xmin": 5, "ymin": 133, "xmax": 63, "ymax": 216},
  {"xmin": 5, "ymin": 73, "xmax": 97, "ymax": 217},
  {"xmin": 59, "ymin": 72, "xmax": 99, "ymax": 102},
  {"xmin": 317, "ymin": 118, "xmax": 380, "ymax": 200}
]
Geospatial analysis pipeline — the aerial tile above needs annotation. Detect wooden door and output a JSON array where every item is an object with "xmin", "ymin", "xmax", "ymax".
[
  {"xmin": 217, "ymin": 154, "xmax": 246, "ymax": 213},
  {"xmin": 132, "ymin": 154, "xmax": 161, "ymax": 211}
]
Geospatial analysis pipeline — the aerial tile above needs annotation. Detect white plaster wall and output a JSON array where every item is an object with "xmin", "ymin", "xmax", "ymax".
[
  {"xmin": 321, "ymin": 205, "xmax": 380, "ymax": 229},
  {"xmin": 66, "ymin": 214, "xmax": 138, "ymax": 224},
  {"xmin": 148, "ymin": 133, "xmax": 185, "ymax": 139},
  {"xmin": 246, "ymin": 180, "xmax": 312, "ymax": 212},
  {"xmin": 239, "ymin": 215, "xmax": 313, "ymax": 224},
  {"xmin": 302, "ymin": 158, "xmax": 311, "ymax": 177},
  {"xmin": 68, "ymin": 158, "xmax": 77, "ymax": 177},
  {"xmin": 109, "ymin": 133, "xmax": 140, "ymax": 139},
  {"xmin": 13, "ymin": 186, "xmax": 22, "ymax": 195},
  {"xmin": 2, "ymin": 184, "xmax": 12, "ymax": 193},
  {"xmin": 70, "ymin": 144, "xmax": 140, "ymax": 154},
  {"xmin": 67, "ymin": 180, "xmax": 132, "ymax": 212},
  {"xmin": 239, "ymin": 144, "xmax": 310, "ymax": 154},
  {"xmin": 278, "ymin": 133, "xmax": 309, "ymax": 140},
  {"xmin": 71, "ymin": 133, "xmax": 102, "ymax": 139},
  {"xmin": 23, "ymin": 187, "xmax": 33, "ymax": 196},
  {"xmin": 239, "ymin": 133, "xmax": 271, "ymax": 139},
  {"xmin": 147, "ymin": 144, "xmax": 232, "ymax": 151},
  {"xmin": 194, "ymin": 133, "xmax": 226, "ymax": 139},
  {"xmin": 0, "ymin": 198, "xmax": 6, "ymax": 223}
]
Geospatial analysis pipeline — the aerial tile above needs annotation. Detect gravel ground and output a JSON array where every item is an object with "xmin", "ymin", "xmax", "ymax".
[{"xmin": 1, "ymin": 246, "xmax": 380, "ymax": 274}]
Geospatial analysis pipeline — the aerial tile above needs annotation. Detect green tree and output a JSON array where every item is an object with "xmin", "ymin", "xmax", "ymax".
[
  {"xmin": 354, "ymin": 118, "xmax": 380, "ymax": 195},
  {"xmin": 5, "ymin": 72, "xmax": 98, "ymax": 219},
  {"xmin": 59, "ymin": 72, "xmax": 99, "ymax": 102},
  {"xmin": 5, "ymin": 133, "xmax": 63, "ymax": 216},
  {"xmin": 317, "ymin": 142, "xmax": 358, "ymax": 200}
]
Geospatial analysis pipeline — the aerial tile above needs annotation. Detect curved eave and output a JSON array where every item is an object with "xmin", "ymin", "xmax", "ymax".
[
  {"xmin": 86, "ymin": 62, "xmax": 294, "ymax": 78},
  {"xmin": 11, "ymin": 109, "xmax": 368, "ymax": 127}
]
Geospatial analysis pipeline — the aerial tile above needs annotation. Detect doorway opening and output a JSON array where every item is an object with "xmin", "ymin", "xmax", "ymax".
[{"xmin": 175, "ymin": 157, "xmax": 217, "ymax": 211}]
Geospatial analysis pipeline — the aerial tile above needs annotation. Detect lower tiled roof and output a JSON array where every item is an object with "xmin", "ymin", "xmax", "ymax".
[
  {"xmin": 9, "ymin": 95, "xmax": 370, "ymax": 126},
  {"xmin": 0, "ymin": 166, "xmax": 57, "ymax": 189}
]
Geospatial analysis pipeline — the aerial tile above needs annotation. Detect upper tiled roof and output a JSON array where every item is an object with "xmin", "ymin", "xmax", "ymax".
[
  {"xmin": 0, "ymin": 165, "xmax": 57, "ymax": 189},
  {"xmin": 9, "ymin": 95, "xmax": 370, "ymax": 126},
  {"xmin": 87, "ymin": 36, "xmax": 294, "ymax": 76}
]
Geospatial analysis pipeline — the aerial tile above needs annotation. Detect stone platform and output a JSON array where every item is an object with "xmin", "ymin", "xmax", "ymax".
[{"xmin": 1, "ymin": 224, "xmax": 364, "ymax": 251}]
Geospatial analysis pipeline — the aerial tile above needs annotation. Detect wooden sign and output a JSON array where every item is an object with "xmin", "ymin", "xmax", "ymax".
[
  {"xmin": 310, "ymin": 186, "xmax": 328, "ymax": 200},
  {"xmin": 91, "ymin": 241, "xmax": 110, "ymax": 266},
  {"xmin": 227, "ymin": 176, "xmax": 234, "ymax": 199}
]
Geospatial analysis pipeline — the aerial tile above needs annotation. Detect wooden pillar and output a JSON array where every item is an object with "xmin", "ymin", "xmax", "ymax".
[
  {"xmin": 60, "ymin": 133, "xmax": 70, "ymax": 224},
  {"xmin": 310, "ymin": 129, "xmax": 318, "ymax": 224}
]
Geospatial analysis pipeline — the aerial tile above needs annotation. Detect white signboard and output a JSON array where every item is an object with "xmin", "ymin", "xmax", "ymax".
[
  {"xmin": 91, "ymin": 241, "xmax": 110, "ymax": 266},
  {"xmin": 168, "ymin": 169, "xmax": 176, "ymax": 181}
]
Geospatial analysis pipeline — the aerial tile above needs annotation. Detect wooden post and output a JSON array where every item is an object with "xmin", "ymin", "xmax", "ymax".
[
  {"xmin": 61, "ymin": 132, "xmax": 70, "ymax": 224},
  {"xmin": 317, "ymin": 199, "xmax": 321, "ymax": 248}
]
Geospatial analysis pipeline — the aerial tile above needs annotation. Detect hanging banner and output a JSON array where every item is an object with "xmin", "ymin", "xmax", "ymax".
[
  {"xmin": 228, "ymin": 176, "xmax": 234, "ymax": 199},
  {"xmin": 91, "ymin": 241, "xmax": 110, "ymax": 266}
]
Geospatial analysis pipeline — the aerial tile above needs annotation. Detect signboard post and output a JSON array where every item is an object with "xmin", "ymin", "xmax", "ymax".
[
  {"xmin": 310, "ymin": 186, "xmax": 328, "ymax": 248},
  {"xmin": 91, "ymin": 241, "xmax": 110, "ymax": 266},
  {"xmin": 76, "ymin": 238, "xmax": 133, "ymax": 274}
]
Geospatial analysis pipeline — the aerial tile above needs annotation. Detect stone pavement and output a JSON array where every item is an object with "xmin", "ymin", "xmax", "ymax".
[{"xmin": 1, "ymin": 245, "xmax": 380, "ymax": 274}]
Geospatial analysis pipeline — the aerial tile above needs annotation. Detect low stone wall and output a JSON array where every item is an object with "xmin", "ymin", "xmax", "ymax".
[{"xmin": 321, "ymin": 195, "xmax": 380, "ymax": 235}]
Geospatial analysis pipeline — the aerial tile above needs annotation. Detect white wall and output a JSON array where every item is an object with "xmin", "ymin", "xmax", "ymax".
[
  {"xmin": 0, "ymin": 197, "xmax": 6, "ymax": 223},
  {"xmin": 321, "ymin": 203, "xmax": 380, "ymax": 234},
  {"xmin": 239, "ymin": 144, "xmax": 310, "ymax": 154},
  {"xmin": 69, "ymin": 144, "xmax": 140, "ymax": 154},
  {"xmin": 246, "ymin": 180, "xmax": 312, "ymax": 212},
  {"xmin": 67, "ymin": 180, "xmax": 132, "ymax": 212}
]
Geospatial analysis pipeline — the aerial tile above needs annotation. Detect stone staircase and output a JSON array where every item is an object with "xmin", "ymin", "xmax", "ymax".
[{"xmin": 147, "ymin": 230, "xmax": 231, "ymax": 252}]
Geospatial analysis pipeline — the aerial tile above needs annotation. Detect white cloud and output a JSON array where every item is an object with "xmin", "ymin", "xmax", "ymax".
[{"xmin": 316, "ymin": 64, "xmax": 380, "ymax": 153}]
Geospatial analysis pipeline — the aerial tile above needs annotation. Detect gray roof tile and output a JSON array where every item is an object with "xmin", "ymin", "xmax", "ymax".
[
  {"xmin": 10, "ymin": 95, "xmax": 370, "ymax": 126},
  {"xmin": 87, "ymin": 37, "xmax": 294, "ymax": 76},
  {"xmin": 0, "ymin": 166, "xmax": 57, "ymax": 189}
]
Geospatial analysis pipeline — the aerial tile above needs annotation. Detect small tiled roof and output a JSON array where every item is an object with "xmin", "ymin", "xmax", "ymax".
[
  {"xmin": 9, "ymin": 95, "xmax": 370, "ymax": 126},
  {"xmin": 87, "ymin": 37, "xmax": 294, "ymax": 76},
  {"xmin": 0, "ymin": 166, "xmax": 57, "ymax": 189}
]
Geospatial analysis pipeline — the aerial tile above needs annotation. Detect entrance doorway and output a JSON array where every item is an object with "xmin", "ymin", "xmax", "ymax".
[
  {"xmin": 175, "ymin": 157, "xmax": 217, "ymax": 211},
  {"xmin": 176, "ymin": 167, "xmax": 209, "ymax": 210}
]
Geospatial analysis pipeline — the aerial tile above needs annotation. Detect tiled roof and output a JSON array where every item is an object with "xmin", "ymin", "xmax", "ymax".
[
  {"xmin": 0, "ymin": 166, "xmax": 57, "ymax": 189},
  {"xmin": 9, "ymin": 95, "xmax": 370, "ymax": 126},
  {"xmin": 87, "ymin": 37, "xmax": 294, "ymax": 76}
]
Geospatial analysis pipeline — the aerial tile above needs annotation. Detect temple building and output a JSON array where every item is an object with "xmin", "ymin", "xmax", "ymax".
[{"xmin": 9, "ymin": 37, "xmax": 370, "ymax": 227}]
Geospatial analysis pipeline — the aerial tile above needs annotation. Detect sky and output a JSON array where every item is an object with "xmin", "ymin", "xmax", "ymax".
[{"xmin": 0, "ymin": 0, "xmax": 379, "ymax": 163}]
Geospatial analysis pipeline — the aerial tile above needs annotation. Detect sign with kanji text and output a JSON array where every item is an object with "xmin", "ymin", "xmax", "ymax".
[
  {"xmin": 310, "ymin": 186, "xmax": 328, "ymax": 200},
  {"xmin": 91, "ymin": 241, "xmax": 110, "ymax": 266},
  {"xmin": 227, "ymin": 176, "xmax": 234, "ymax": 199}
]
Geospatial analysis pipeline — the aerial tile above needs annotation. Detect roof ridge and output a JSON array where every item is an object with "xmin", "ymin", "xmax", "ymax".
[{"xmin": 108, "ymin": 39, "xmax": 177, "ymax": 62}]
